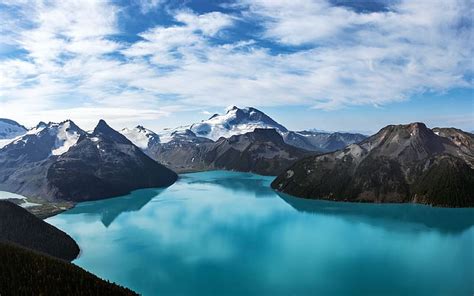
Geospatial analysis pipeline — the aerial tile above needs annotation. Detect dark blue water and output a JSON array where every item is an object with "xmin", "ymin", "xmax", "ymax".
[{"xmin": 47, "ymin": 171, "xmax": 474, "ymax": 296}]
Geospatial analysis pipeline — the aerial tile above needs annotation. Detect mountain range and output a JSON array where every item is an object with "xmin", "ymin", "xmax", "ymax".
[
  {"xmin": 119, "ymin": 107, "xmax": 366, "ymax": 175},
  {"xmin": 122, "ymin": 106, "xmax": 367, "ymax": 153},
  {"xmin": 0, "ymin": 120, "xmax": 177, "ymax": 210},
  {"xmin": 0, "ymin": 107, "xmax": 472, "ymax": 209},
  {"xmin": 272, "ymin": 123, "xmax": 474, "ymax": 207}
]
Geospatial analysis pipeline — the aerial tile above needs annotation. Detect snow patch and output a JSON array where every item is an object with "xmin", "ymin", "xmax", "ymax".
[
  {"xmin": 0, "ymin": 191, "xmax": 39, "ymax": 208},
  {"xmin": 0, "ymin": 139, "xmax": 13, "ymax": 148},
  {"xmin": 51, "ymin": 121, "xmax": 81, "ymax": 155},
  {"xmin": 121, "ymin": 126, "xmax": 159, "ymax": 149}
]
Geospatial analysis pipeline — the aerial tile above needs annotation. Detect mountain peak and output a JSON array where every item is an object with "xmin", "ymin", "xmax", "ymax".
[
  {"xmin": 93, "ymin": 120, "xmax": 131, "ymax": 144},
  {"xmin": 225, "ymin": 105, "xmax": 239, "ymax": 113},
  {"xmin": 189, "ymin": 106, "xmax": 288, "ymax": 141},
  {"xmin": 36, "ymin": 121, "xmax": 47, "ymax": 129}
]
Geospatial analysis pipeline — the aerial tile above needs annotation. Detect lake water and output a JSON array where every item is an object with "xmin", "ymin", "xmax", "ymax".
[{"xmin": 47, "ymin": 171, "xmax": 474, "ymax": 296}]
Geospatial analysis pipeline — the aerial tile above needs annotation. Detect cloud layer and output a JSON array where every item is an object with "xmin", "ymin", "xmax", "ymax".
[{"xmin": 0, "ymin": 0, "xmax": 472, "ymax": 128}]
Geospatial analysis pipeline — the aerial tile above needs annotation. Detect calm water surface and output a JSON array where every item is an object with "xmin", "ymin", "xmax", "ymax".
[{"xmin": 47, "ymin": 171, "xmax": 474, "ymax": 296}]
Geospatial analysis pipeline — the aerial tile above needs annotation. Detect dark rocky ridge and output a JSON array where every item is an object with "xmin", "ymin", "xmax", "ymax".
[
  {"xmin": 149, "ymin": 128, "xmax": 314, "ymax": 176},
  {"xmin": 0, "ymin": 201, "xmax": 79, "ymax": 261},
  {"xmin": 272, "ymin": 123, "xmax": 474, "ymax": 207},
  {"xmin": 47, "ymin": 120, "xmax": 177, "ymax": 201}
]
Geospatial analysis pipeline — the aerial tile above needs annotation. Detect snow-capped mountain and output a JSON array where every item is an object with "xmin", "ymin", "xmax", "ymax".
[
  {"xmin": 0, "ymin": 118, "xmax": 28, "ymax": 148},
  {"xmin": 122, "ymin": 106, "xmax": 289, "ymax": 146},
  {"xmin": 2, "ymin": 120, "xmax": 86, "ymax": 160},
  {"xmin": 188, "ymin": 106, "xmax": 288, "ymax": 141},
  {"xmin": 121, "ymin": 125, "xmax": 160, "ymax": 150},
  {"xmin": 0, "ymin": 118, "xmax": 27, "ymax": 139},
  {"xmin": 0, "ymin": 119, "xmax": 177, "ymax": 203},
  {"xmin": 122, "ymin": 106, "xmax": 366, "ymax": 152}
]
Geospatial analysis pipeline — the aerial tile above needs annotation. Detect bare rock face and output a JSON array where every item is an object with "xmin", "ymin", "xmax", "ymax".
[{"xmin": 272, "ymin": 123, "xmax": 474, "ymax": 207}]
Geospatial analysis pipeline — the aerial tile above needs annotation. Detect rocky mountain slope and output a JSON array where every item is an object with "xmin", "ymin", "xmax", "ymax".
[
  {"xmin": 48, "ymin": 120, "xmax": 177, "ymax": 201},
  {"xmin": 0, "ymin": 120, "xmax": 177, "ymax": 205},
  {"xmin": 272, "ymin": 123, "xmax": 474, "ymax": 207},
  {"xmin": 149, "ymin": 128, "xmax": 312, "ymax": 175},
  {"xmin": 0, "ymin": 200, "xmax": 79, "ymax": 261}
]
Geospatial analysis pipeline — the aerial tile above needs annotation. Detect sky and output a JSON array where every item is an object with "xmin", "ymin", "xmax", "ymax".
[{"xmin": 0, "ymin": 0, "xmax": 473, "ymax": 134}]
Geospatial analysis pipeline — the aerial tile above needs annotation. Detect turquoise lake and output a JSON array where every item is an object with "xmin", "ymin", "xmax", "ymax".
[{"xmin": 47, "ymin": 171, "xmax": 474, "ymax": 296}]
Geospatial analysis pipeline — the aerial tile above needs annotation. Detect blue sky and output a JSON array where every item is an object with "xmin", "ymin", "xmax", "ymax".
[{"xmin": 0, "ymin": 0, "xmax": 472, "ymax": 133}]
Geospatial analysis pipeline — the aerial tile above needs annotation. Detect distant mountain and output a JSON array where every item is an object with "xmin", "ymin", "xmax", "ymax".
[
  {"xmin": 0, "ymin": 118, "xmax": 27, "ymax": 139},
  {"xmin": 1, "ymin": 120, "xmax": 85, "ymax": 162},
  {"xmin": 121, "ymin": 125, "xmax": 160, "ymax": 150},
  {"xmin": 189, "ymin": 106, "xmax": 288, "ymax": 140},
  {"xmin": 204, "ymin": 128, "xmax": 311, "ymax": 175},
  {"xmin": 0, "ymin": 120, "xmax": 177, "ymax": 205},
  {"xmin": 283, "ymin": 131, "xmax": 367, "ymax": 152},
  {"xmin": 124, "ymin": 106, "xmax": 365, "ymax": 155},
  {"xmin": 0, "ymin": 200, "xmax": 79, "ymax": 261},
  {"xmin": 0, "ymin": 118, "xmax": 28, "ymax": 148},
  {"xmin": 272, "ymin": 123, "xmax": 474, "ymax": 207},
  {"xmin": 149, "ymin": 128, "xmax": 313, "ymax": 176},
  {"xmin": 0, "ymin": 242, "xmax": 137, "ymax": 295},
  {"xmin": 147, "ymin": 129, "xmax": 214, "ymax": 172}
]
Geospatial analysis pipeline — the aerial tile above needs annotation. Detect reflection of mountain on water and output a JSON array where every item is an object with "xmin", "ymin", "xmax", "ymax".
[
  {"xmin": 277, "ymin": 192, "xmax": 474, "ymax": 234},
  {"xmin": 65, "ymin": 188, "xmax": 164, "ymax": 227},
  {"xmin": 182, "ymin": 171, "xmax": 275, "ymax": 198}
]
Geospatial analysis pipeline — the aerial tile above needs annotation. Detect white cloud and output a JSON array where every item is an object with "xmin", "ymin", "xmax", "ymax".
[
  {"xmin": 136, "ymin": 0, "xmax": 165, "ymax": 14},
  {"xmin": 0, "ymin": 0, "xmax": 472, "ymax": 130}
]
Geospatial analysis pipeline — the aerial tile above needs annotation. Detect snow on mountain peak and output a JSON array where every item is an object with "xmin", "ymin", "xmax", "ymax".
[
  {"xmin": 4, "ymin": 120, "xmax": 85, "ymax": 157},
  {"xmin": 121, "ymin": 125, "xmax": 160, "ymax": 149},
  {"xmin": 50, "ymin": 120, "xmax": 84, "ymax": 156},
  {"xmin": 189, "ymin": 106, "xmax": 288, "ymax": 141},
  {"xmin": 225, "ymin": 105, "xmax": 238, "ymax": 113},
  {"xmin": 0, "ymin": 118, "xmax": 27, "ymax": 140}
]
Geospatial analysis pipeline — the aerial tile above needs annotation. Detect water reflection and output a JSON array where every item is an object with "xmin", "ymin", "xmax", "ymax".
[
  {"xmin": 179, "ymin": 171, "xmax": 275, "ymax": 198},
  {"xmin": 277, "ymin": 192, "xmax": 474, "ymax": 234},
  {"xmin": 64, "ymin": 188, "xmax": 164, "ymax": 227}
]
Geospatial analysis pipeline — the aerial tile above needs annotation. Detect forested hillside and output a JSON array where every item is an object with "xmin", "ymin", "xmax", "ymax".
[{"xmin": 0, "ymin": 242, "xmax": 137, "ymax": 296}]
